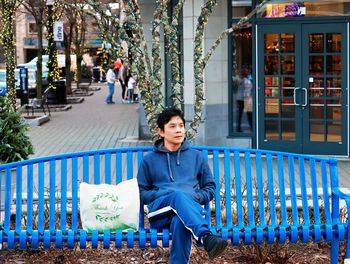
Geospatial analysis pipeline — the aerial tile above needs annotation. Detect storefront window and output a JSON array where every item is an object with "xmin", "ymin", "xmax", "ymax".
[
  {"xmin": 231, "ymin": 1, "xmax": 253, "ymax": 135},
  {"xmin": 257, "ymin": 0, "xmax": 350, "ymax": 18}
]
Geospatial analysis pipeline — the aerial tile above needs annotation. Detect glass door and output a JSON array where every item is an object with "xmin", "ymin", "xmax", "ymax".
[
  {"xmin": 301, "ymin": 24, "xmax": 348, "ymax": 155},
  {"xmin": 257, "ymin": 23, "xmax": 348, "ymax": 155},
  {"xmin": 257, "ymin": 24, "xmax": 302, "ymax": 153}
]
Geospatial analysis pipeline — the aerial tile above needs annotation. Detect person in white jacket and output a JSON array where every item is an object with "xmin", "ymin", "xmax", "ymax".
[{"xmin": 105, "ymin": 64, "xmax": 117, "ymax": 104}]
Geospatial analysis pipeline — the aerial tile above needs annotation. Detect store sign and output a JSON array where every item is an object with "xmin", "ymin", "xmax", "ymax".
[
  {"xmin": 266, "ymin": 2, "xmax": 306, "ymax": 18},
  {"xmin": 54, "ymin": 21, "xmax": 64, "ymax": 42}
]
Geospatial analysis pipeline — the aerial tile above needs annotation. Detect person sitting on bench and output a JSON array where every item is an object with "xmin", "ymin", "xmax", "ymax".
[{"xmin": 137, "ymin": 107, "xmax": 228, "ymax": 263}]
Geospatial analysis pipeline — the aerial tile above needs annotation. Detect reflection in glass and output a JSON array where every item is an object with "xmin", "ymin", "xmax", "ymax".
[
  {"xmin": 281, "ymin": 103, "xmax": 295, "ymax": 118},
  {"xmin": 327, "ymin": 121, "xmax": 341, "ymax": 142},
  {"xmin": 281, "ymin": 33, "xmax": 295, "ymax": 52},
  {"xmin": 281, "ymin": 77, "xmax": 295, "ymax": 97},
  {"xmin": 326, "ymin": 87, "xmax": 341, "ymax": 98},
  {"xmin": 265, "ymin": 56, "xmax": 279, "ymax": 74},
  {"xmin": 327, "ymin": 105, "xmax": 341, "ymax": 120},
  {"xmin": 326, "ymin": 55, "xmax": 341, "ymax": 75},
  {"xmin": 309, "ymin": 89, "xmax": 324, "ymax": 99},
  {"xmin": 309, "ymin": 56, "xmax": 324, "ymax": 76},
  {"xmin": 310, "ymin": 121, "xmax": 324, "ymax": 142},
  {"xmin": 309, "ymin": 34, "xmax": 323, "ymax": 53},
  {"xmin": 326, "ymin": 77, "xmax": 341, "ymax": 88},
  {"xmin": 310, "ymin": 98, "xmax": 324, "ymax": 107},
  {"xmin": 265, "ymin": 77, "xmax": 279, "ymax": 97},
  {"xmin": 282, "ymin": 121, "xmax": 295, "ymax": 140},
  {"xmin": 265, "ymin": 34, "xmax": 279, "ymax": 53},
  {"xmin": 265, "ymin": 120, "xmax": 279, "ymax": 140},
  {"xmin": 265, "ymin": 98, "xmax": 279, "ymax": 118},
  {"xmin": 310, "ymin": 105, "xmax": 324, "ymax": 119},
  {"xmin": 326, "ymin": 33, "xmax": 341, "ymax": 52},
  {"xmin": 281, "ymin": 56, "xmax": 295, "ymax": 74}
]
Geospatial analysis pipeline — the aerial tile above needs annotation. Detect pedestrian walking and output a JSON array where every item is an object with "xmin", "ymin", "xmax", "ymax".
[{"xmin": 105, "ymin": 64, "xmax": 117, "ymax": 104}]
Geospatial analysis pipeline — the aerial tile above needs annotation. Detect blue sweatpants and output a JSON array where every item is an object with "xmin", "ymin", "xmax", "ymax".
[{"xmin": 147, "ymin": 192, "xmax": 209, "ymax": 264}]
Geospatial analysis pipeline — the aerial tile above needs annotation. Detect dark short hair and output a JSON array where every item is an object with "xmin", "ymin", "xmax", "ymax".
[{"xmin": 157, "ymin": 108, "xmax": 185, "ymax": 131}]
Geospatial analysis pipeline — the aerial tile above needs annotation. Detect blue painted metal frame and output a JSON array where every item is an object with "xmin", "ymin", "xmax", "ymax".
[{"xmin": 0, "ymin": 146, "xmax": 349, "ymax": 264}]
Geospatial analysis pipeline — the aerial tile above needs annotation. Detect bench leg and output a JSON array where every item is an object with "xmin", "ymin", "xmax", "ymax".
[{"xmin": 331, "ymin": 240, "xmax": 339, "ymax": 264}]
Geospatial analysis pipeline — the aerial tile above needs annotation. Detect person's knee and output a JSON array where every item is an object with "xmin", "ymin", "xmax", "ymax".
[{"xmin": 168, "ymin": 191, "xmax": 192, "ymax": 203}]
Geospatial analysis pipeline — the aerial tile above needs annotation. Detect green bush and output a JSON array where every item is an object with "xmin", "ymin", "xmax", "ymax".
[{"xmin": 0, "ymin": 96, "xmax": 34, "ymax": 164}]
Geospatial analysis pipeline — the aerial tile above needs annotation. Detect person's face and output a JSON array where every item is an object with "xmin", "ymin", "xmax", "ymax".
[{"xmin": 158, "ymin": 116, "xmax": 185, "ymax": 151}]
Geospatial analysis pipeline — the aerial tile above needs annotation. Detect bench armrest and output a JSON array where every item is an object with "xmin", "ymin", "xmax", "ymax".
[{"xmin": 332, "ymin": 188, "xmax": 350, "ymax": 206}]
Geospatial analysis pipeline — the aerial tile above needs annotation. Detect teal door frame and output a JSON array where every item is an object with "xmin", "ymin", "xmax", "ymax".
[{"xmin": 256, "ymin": 21, "xmax": 349, "ymax": 155}]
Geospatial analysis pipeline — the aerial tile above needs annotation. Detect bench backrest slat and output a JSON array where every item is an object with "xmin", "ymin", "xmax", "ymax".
[
  {"xmin": 38, "ymin": 162, "xmax": 45, "ymax": 233},
  {"xmin": 321, "ymin": 160, "xmax": 331, "ymax": 223},
  {"xmin": 234, "ymin": 151, "xmax": 244, "ymax": 227},
  {"xmin": 15, "ymin": 167, "xmax": 23, "ymax": 233},
  {"xmin": 116, "ymin": 152, "xmax": 122, "ymax": 184},
  {"xmin": 224, "ymin": 150, "xmax": 233, "ymax": 227},
  {"xmin": 72, "ymin": 157, "xmax": 79, "ymax": 231},
  {"xmin": 277, "ymin": 155, "xmax": 287, "ymax": 226},
  {"xmin": 49, "ymin": 160, "xmax": 56, "ymax": 231},
  {"xmin": 267, "ymin": 154, "xmax": 277, "ymax": 226},
  {"xmin": 83, "ymin": 155, "xmax": 89, "ymax": 183},
  {"xmin": 255, "ymin": 153, "xmax": 266, "ymax": 226},
  {"xmin": 127, "ymin": 152, "xmax": 133, "ymax": 180},
  {"xmin": 298, "ymin": 157, "xmax": 310, "ymax": 224},
  {"xmin": 244, "ymin": 152, "xmax": 255, "ymax": 226},
  {"xmin": 288, "ymin": 156, "xmax": 299, "ymax": 224},
  {"xmin": 213, "ymin": 150, "xmax": 222, "ymax": 228},
  {"xmin": 93, "ymin": 154, "xmax": 100, "ymax": 184},
  {"xmin": 27, "ymin": 164, "xmax": 34, "ymax": 232},
  {"xmin": 310, "ymin": 159, "xmax": 321, "ymax": 225},
  {"xmin": 60, "ymin": 159, "xmax": 67, "ymax": 230},
  {"xmin": 105, "ymin": 153, "xmax": 112, "ymax": 184},
  {"xmin": 201, "ymin": 150, "xmax": 212, "ymax": 226}
]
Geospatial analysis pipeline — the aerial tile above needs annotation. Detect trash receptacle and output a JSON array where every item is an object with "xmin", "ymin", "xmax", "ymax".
[
  {"xmin": 45, "ymin": 80, "xmax": 66, "ymax": 104},
  {"xmin": 92, "ymin": 67, "xmax": 101, "ymax": 82},
  {"xmin": 55, "ymin": 80, "xmax": 66, "ymax": 104}
]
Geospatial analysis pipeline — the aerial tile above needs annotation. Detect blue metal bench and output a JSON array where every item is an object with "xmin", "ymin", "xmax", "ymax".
[{"xmin": 0, "ymin": 146, "xmax": 349, "ymax": 263}]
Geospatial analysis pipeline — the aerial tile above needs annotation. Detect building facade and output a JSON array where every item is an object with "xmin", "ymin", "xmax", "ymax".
[{"xmin": 139, "ymin": 0, "xmax": 350, "ymax": 156}]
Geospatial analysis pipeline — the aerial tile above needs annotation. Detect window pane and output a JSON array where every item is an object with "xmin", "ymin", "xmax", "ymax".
[
  {"xmin": 309, "ymin": 56, "xmax": 324, "ymax": 76},
  {"xmin": 326, "ymin": 33, "xmax": 341, "ymax": 52},
  {"xmin": 265, "ymin": 98, "xmax": 279, "ymax": 118},
  {"xmin": 265, "ymin": 56, "xmax": 279, "ymax": 75},
  {"xmin": 326, "ymin": 55, "xmax": 341, "ymax": 75},
  {"xmin": 310, "ymin": 121, "xmax": 325, "ymax": 142},
  {"xmin": 281, "ymin": 56, "xmax": 295, "ymax": 74},
  {"xmin": 309, "ymin": 34, "xmax": 324, "ymax": 53},
  {"xmin": 265, "ymin": 34, "xmax": 279, "ymax": 53},
  {"xmin": 282, "ymin": 120, "xmax": 295, "ymax": 140},
  {"xmin": 265, "ymin": 120, "xmax": 279, "ymax": 140},
  {"xmin": 327, "ymin": 121, "xmax": 341, "ymax": 142},
  {"xmin": 281, "ymin": 33, "xmax": 294, "ymax": 52}
]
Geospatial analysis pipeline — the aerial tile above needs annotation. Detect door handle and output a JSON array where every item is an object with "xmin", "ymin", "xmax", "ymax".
[
  {"xmin": 293, "ymin": 87, "xmax": 301, "ymax": 106},
  {"xmin": 301, "ymin": 87, "xmax": 308, "ymax": 107}
]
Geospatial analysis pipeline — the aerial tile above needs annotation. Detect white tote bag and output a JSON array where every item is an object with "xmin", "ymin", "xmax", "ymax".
[{"xmin": 79, "ymin": 178, "xmax": 140, "ymax": 232}]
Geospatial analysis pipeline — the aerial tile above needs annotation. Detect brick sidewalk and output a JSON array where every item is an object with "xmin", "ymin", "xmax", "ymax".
[{"xmin": 28, "ymin": 82, "xmax": 151, "ymax": 158}]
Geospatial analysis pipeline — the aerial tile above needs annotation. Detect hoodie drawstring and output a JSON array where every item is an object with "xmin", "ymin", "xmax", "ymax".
[
  {"xmin": 167, "ymin": 153, "xmax": 175, "ymax": 181},
  {"xmin": 176, "ymin": 149, "xmax": 181, "ymax": 165}
]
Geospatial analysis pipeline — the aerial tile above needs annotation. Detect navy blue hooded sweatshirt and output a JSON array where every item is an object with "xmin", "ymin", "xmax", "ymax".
[{"xmin": 137, "ymin": 139, "xmax": 215, "ymax": 205}]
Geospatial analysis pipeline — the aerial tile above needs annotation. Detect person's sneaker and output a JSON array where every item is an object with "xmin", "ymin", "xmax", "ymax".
[{"xmin": 203, "ymin": 233, "xmax": 228, "ymax": 260}]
